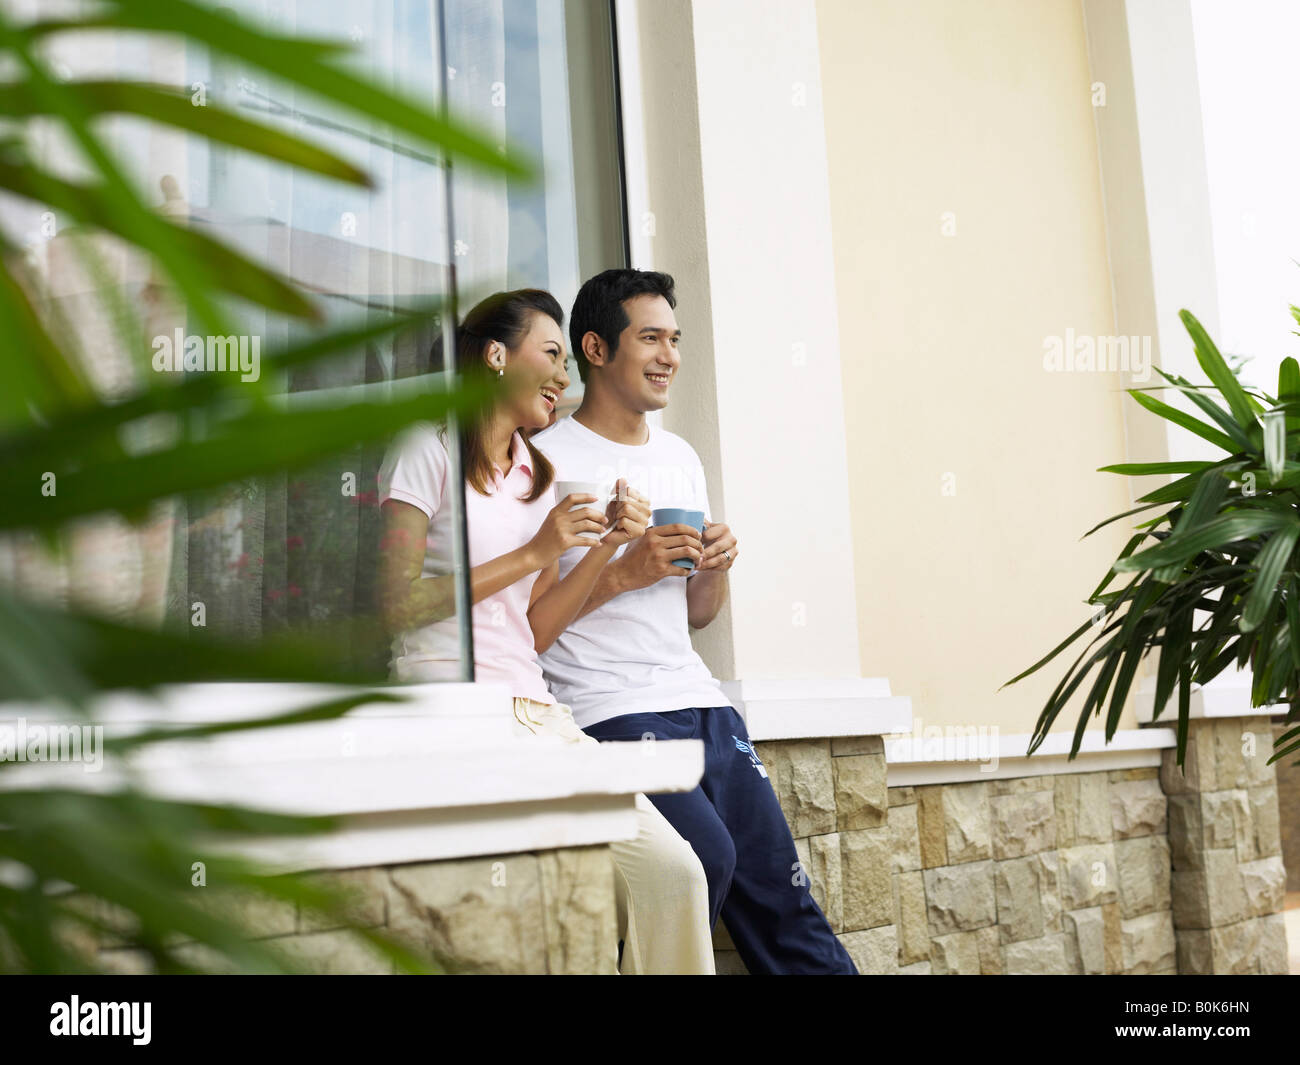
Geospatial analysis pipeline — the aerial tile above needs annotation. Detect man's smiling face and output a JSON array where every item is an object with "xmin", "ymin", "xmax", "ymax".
[{"xmin": 605, "ymin": 293, "xmax": 681, "ymax": 413}]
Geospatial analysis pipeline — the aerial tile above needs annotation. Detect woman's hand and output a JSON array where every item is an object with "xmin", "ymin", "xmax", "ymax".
[
  {"xmin": 529, "ymin": 493, "xmax": 607, "ymax": 565},
  {"xmin": 600, "ymin": 480, "xmax": 650, "ymax": 548},
  {"xmin": 527, "ymin": 481, "xmax": 649, "ymax": 653}
]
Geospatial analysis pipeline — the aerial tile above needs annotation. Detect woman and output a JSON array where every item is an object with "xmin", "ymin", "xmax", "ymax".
[{"xmin": 376, "ymin": 288, "xmax": 714, "ymax": 975}]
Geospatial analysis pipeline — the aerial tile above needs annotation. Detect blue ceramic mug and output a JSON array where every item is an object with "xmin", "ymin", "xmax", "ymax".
[{"xmin": 651, "ymin": 507, "xmax": 705, "ymax": 570}]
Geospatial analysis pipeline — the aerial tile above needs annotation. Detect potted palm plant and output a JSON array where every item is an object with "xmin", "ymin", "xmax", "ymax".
[{"xmin": 1006, "ymin": 307, "xmax": 1300, "ymax": 771}]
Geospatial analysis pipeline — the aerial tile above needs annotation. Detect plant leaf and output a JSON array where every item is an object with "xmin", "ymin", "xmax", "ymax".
[
  {"xmin": 0, "ymin": 80, "xmax": 372, "ymax": 187},
  {"xmin": 0, "ymin": 160, "xmax": 318, "ymax": 320},
  {"xmin": 1128, "ymin": 388, "xmax": 1242, "ymax": 454},
  {"xmin": 0, "ymin": 377, "xmax": 491, "ymax": 531},
  {"xmin": 1241, "ymin": 523, "xmax": 1300, "ymax": 632},
  {"xmin": 1179, "ymin": 309, "xmax": 1256, "ymax": 428},
  {"xmin": 1116, "ymin": 512, "xmax": 1291, "ymax": 572},
  {"xmin": 1096, "ymin": 461, "xmax": 1213, "ymax": 476},
  {"xmin": 108, "ymin": 0, "xmax": 530, "ymax": 178}
]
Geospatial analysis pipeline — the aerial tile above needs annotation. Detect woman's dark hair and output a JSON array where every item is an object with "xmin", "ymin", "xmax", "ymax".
[
  {"xmin": 458, "ymin": 288, "xmax": 563, "ymax": 502},
  {"xmin": 569, "ymin": 268, "xmax": 676, "ymax": 383}
]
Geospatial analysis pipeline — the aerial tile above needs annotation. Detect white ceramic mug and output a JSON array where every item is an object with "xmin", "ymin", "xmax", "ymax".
[{"xmin": 555, "ymin": 480, "xmax": 610, "ymax": 540}]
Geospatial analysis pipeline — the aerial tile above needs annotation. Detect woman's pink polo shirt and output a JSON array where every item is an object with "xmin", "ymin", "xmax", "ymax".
[{"xmin": 378, "ymin": 422, "xmax": 557, "ymax": 703}]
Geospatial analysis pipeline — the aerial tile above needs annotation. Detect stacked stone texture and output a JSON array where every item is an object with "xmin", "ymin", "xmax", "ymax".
[
  {"xmin": 79, "ymin": 845, "xmax": 619, "ymax": 975},
  {"xmin": 1270, "ymin": 719, "xmax": 1300, "ymax": 893},
  {"xmin": 58, "ymin": 716, "xmax": 1288, "ymax": 975},
  {"xmin": 1163, "ymin": 716, "xmax": 1287, "ymax": 974},
  {"xmin": 713, "ymin": 717, "xmax": 1288, "ymax": 975}
]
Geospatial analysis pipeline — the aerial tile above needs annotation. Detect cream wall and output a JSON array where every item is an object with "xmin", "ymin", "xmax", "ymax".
[{"xmin": 816, "ymin": 0, "xmax": 1139, "ymax": 734}]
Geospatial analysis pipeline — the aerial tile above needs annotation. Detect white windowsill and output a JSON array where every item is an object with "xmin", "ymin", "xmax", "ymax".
[{"xmin": 0, "ymin": 681, "xmax": 705, "ymax": 872}]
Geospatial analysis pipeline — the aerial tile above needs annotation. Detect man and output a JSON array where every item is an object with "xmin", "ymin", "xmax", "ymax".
[{"xmin": 532, "ymin": 268, "xmax": 857, "ymax": 975}]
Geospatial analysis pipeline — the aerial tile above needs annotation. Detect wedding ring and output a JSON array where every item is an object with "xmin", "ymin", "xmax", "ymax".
[{"xmin": 723, "ymin": 550, "xmax": 731, "ymax": 562}]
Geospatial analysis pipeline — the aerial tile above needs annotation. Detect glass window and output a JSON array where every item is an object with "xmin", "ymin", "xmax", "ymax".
[
  {"xmin": 0, "ymin": 0, "xmax": 627, "ymax": 683},
  {"xmin": 445, "ymin": 0, "xmax": 627, "ymax": 416}
]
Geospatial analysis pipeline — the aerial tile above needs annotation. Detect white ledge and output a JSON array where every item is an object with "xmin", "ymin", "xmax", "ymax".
[
  {"xmin": 722, "ymin": 678, "xmax": 913, "ymax": 741},
  {"xmin": 884, "ymin": 727, "xmax": 1178, "ymax": 787},
  {"xmin": 0, "ymin": 681, "xmax": 705, "ymax": 872},
  {"xmin": 0, "ymin": 735, "xmax": 701, "ymax": 813},
  {"xmin": 1, "ymin": 681, "xmax": 516, "ymax": 745},
  {"xmin": 1134, "ymin": 670, "xmax": 1284, "ymax": 724}
]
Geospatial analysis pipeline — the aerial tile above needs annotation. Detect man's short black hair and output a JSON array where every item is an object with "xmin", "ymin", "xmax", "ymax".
[{"xmin": 569, "ymin": 268, "xmax": 676, "ymax": 383}]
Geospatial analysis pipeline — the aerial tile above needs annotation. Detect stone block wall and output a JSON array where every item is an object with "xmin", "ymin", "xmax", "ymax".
[
  {"xmin": 717, "ymin": 721, "xmax": 1289, "ymax": 975},
  {"xmin": 80, "ymin": 844, "xmax": 619, "ymax": 975},
  {"xmin": 56, "ymin": 717, "xmax": 1289, "ymax": 975},
  {"xmin": 1271, "ymin": 716, "xmax": 1300, "ymax": 892},
  {"xmin": 1164, "ymin": 716, "xmax": 1288, "ymax": 973}
]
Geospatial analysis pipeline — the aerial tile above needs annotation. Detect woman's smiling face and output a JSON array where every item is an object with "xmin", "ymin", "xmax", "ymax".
[{"xmin": 497, "ymin": 311, "xmax": 570, "ymax": 430}]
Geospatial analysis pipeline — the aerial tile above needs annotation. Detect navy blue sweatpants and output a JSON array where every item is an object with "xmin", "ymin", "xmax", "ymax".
[{"xmin": 584, "ymin": 706, "xmax": 858, "ymax": 975}]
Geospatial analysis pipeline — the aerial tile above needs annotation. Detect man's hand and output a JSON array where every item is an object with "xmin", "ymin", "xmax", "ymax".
[
  {"xmin": 600, "ymin": 479, "xmax": 650, "ymax": 548},
  {"xmin": 615, "ymin": 523, "xmax": 702, "ymax": 589},
  {"xmin": 696, "ymin": 520, "xmax": 737, "ymax": 572},
  {"xmin": 685, "ymin": 520, "xmax": 734, "ymax": 628}
]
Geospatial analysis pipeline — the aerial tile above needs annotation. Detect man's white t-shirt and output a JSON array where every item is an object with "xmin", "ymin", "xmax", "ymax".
[{"xmin": 532, "ymin": 414, "xmax": 730, "ymax": 728}]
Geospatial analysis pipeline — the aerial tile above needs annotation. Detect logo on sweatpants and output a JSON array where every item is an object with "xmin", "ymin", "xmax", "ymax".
[{"xmin": 733, "ymin": 735, "xmax": 768, "ymax": 778}]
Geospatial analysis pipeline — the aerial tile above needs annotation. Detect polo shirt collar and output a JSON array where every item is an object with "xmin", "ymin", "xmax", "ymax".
[
  {"xmin": 487, "ymin": 430, "xmax": 533, "ymax": 491},
  {"xmin": 508, "ymin": 430, "xmax": 533, "ymax": 477}
]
